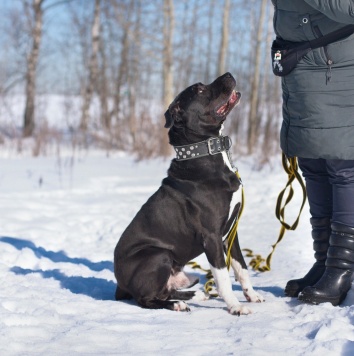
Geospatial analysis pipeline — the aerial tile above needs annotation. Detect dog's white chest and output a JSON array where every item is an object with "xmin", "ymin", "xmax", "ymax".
[
  {"xmin": 228, "ymin": 190, "xmax": 241, "ymax": 221},
  {"xmin": 221, "ymin": 151, "xmax": 241, "ymax": 221}
]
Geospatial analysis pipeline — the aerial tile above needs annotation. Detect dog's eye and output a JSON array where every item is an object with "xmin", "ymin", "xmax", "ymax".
[
  {"xmin": 196, "ymin": 85, "xmax": 205, "ymax": 94},
  {"xmin": 192, "ymin": 83, "xmax": 205, "ymax": 95}
]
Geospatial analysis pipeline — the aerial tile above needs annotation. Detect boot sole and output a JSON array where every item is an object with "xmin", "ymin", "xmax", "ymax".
[{"xmin": 298, "ymin": 292, "xmax": 345, "ymax": 306}]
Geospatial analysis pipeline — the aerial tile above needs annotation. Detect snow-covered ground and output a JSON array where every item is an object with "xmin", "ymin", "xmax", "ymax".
[{"xmin": 1, "ymin": 149, "xmax": 354, "ymax": 355}]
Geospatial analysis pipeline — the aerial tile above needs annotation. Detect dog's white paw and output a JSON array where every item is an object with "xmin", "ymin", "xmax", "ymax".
[
  {"xmin": 229, "ymin": 304, "xmax": 252, "ymax": 316},
  {"xmin": 243, "ymin": 289, "xmax": 265, "ymax": 303},
  {"xmin": 173, "ymin": 301, "xmax": 191, "ymax": 312},
  {"xmin": 192, "ymin": 290, "xmax": 210, "ymax": 302}
]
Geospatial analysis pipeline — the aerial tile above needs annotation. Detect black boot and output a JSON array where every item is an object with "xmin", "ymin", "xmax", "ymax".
[
  {"xmin": 285, "ymin": 217, "xmax": 331, "ymax": 297},
  {"xmin": 298, "ymin": 223, "xmax": 354, "ymax": 306}
]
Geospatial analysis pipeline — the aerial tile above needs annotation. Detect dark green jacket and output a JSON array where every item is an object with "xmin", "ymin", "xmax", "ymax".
[{"xmin": 272, "ymin": 0, "xmax": 354, "ymax": 159}]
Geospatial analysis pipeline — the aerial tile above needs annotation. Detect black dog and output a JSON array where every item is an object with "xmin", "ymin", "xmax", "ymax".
[{"xmin": 114, "ymin": 73, "xmax": 263, "ymax": 315}]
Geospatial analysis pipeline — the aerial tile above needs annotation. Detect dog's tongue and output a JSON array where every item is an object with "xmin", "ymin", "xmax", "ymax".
[
  {"xmin": 229, "ymin": 90, "xmax": 237, "ymax": 104},
  {"xmin": 217, "ymin": 90, "xmax": 236, "ymax": 115}
]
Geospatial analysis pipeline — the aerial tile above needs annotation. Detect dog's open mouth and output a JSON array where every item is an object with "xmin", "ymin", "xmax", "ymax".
[{"xmin": 215, "ymin": 90, "xmax": 241, "ymax": 117}]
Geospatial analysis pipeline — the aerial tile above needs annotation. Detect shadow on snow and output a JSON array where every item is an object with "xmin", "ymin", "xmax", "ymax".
[
  {"xmin": 0, "ymin": 236, "xmax": 284, "ymax": 302},
  {"xmin": 0, "ymin": 236, "xmax": 116, "ymax": 301}
]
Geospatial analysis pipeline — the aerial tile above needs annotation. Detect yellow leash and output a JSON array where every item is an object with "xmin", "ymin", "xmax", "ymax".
[
  {"xmin": 244, "ymin": 153, "xmax": 307, "ymax": 272},
  {"xmin": 187, "ymin": 169, "xmax": 245, "ymax": 297},
  {"xmin": 226, "ymin": 170, "xmax": 244, "ymax": 270},
  {"xmin": 187, "ymin": 261, "xmax": 218, "ymax": 297},
  {"xmin": 187, "ymin": 153, "xmax": 307, "ymax": 296}
]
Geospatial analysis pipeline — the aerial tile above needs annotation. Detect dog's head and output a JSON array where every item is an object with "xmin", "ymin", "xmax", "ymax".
[{"xmin": 165, "ymin": 72, "xmax": 241, "ymax": 144}]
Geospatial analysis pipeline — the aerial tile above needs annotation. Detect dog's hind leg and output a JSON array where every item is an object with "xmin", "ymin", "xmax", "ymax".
[
  {"xmin": 224, "ymin": 233, "xmax": 264, "ymax": 303},
  {"xmin": 169, "ymin": 290, "xmax": 196, "ymax": 300},
  {"xmin": 138, "ymin": 292, "xmax": 192, "ymax": 312},
  {"xmin": 115, "ymin": 286, "xmax": 132, "ymax": 300},
  {"xmin": 126, "ymin": 248, "xmax": 191, "ymax": 312},
  {"xmin": 169, "ymin": 290, "xmax": 209, "ymax": 302},
  {"xmin": 167, "ymin": 269, "xmax": 199, "ymax": 290},
  {"xmin": 142, "ymin": 299, "xmax": 191, "ymax": 311}
]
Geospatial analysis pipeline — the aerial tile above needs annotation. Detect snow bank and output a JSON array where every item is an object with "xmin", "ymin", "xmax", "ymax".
[{"xmin": 0, "ymin": 151, "xmax": 353, "ymax": 355}]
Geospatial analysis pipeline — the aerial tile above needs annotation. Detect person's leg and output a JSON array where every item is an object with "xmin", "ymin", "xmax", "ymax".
[
  {"xmin": 299, "ymin": 160, "xmax": 354, "ymax": 305},
  {"xmin": 285, "ymin": 158, "xmax": 332, "ymax": 297},
  {"xmin": 298, "ymin": 158, "xmax": 332, "ymax": 219},
  {"xmin": 327, "ymin": 159, "xmax": 354, "ymax": 226}
]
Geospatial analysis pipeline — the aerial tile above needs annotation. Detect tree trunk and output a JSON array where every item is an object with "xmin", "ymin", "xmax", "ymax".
[
  {"xmin": 161, "ymin": 0, "xmax": 175, "ymax": 156},
  {"xmin": 128, "ymin": 0, "xmax": 142, "ymax": 147},
  {"xmin": 247, "ymin": 0, "xmax": 267, "ymax": 154},
  {"xmin": 80, "ymin": 0, "xmax": 101, "ymax": 131},
  {"xmin": 218, "ymin": 0, "xmax": 230, "ymax": 76},
  {"xmin": 110, "ymin": 1, "xmax": 133, "ymax": 131},
  {"xmin": 23, "ymin": 0, "xmax": 44, "ymax": 138},
  {"xmin": 99, "ymin": 35, "xmax": 110, "ymax": 131},
  {"xmin": 178, "ymin": 1, "xmax": 198, "ymax": 91},
  {"xmin": 205, "ymin": 0, "xmax": 215, "ymax": 82},
  {"xmin": 261, "ymin": 5, "xmax": 277, "ymax": 159}
]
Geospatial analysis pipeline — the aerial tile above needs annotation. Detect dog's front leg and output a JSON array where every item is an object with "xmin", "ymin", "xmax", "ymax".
[
  {"xmin": 209, "ymin": 265, "xmax": 252, "ymax": 315},
  {"xmin": 229, "ymin": 259, "xmax": 264, "ymax": 303},
  {"xmin": 224, "ymin": 234, "xmax": 264, "ymax": 303},
  {"xmin": 204, "ymin": 237, "xmax": 252, "ymax": 315}
]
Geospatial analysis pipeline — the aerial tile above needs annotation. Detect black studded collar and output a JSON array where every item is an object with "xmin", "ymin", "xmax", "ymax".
[{"xmin": 173, "ymin": 136, "xmax": 232, "ymax": 161}]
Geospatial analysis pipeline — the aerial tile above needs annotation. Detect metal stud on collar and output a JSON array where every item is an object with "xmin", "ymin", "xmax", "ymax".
[
  {"xmin": 174, "ymin": 136, "xmax": 232, "ymax": 161},
  {"xmin": 175, "ymin": 144, "xmax": 201, "ymax": 160}
]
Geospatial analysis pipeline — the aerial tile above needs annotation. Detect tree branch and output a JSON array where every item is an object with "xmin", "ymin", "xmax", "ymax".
[{"xmin": 43, "ymin": 0, "xmax": 75, "ymax": 12}]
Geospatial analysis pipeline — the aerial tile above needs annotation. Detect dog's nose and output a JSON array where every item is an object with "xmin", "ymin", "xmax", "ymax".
[
  {"xmin": 223, "ymin": 72, "xmax": 235, "ymax": 82},
  {"xmin": 221, "ymin": 72, "xmax": 236, "ymax": 86}
]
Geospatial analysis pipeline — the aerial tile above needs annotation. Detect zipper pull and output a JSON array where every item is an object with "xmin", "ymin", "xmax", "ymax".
[{"xmin": 326, "ymin": 59, "xmax": 333, "ymax": 84}]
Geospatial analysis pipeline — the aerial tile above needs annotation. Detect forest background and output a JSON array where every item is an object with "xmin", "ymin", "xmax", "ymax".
[{"xmin": 0, "ymin": 0, "xmax": 280, "ymax": 163}]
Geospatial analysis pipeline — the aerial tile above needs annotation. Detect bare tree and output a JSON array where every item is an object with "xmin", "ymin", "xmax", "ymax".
[
  {"xmin": 98, "ymin": 29, "xmax": 110, "ymax": 131},
  {"xmin": 127, "ymin": 0, "xmax": 143, "ymax": 147},
  {"xmin": 23, "ymin": 0, "xmax": 44, "ymax": 137},
  {"xmin": 161, "ymin": 0, "xmax": 175, "ymax": 156},
  {"xmin": 109, "ymin": 1, "xmax": 133, "ymax": 136},
  {"xmin": 79, "ymin": 0, "xmax": 101, "ymax": 131},
  {"xmin": 247, "ymin": 0, "xmax": 267, "ymax": 154},
  {"xmin": 0, "ymin": 0, "xmax": 284, "ymax": 163},
  {"xmin": 205, "ymin": 0, "xmax": 216, "ymax": 82},
  {"xmin": 261, "ymin": 3, "xmax": 281, "ymax": 160},
  {"xmin": 21, "ymin": 0, "xmax": 74, "ymax": 138},
  {"xmin": 0, "ymin": 7, "xmax": 28, "ymax": 97},
  {"xmin": 175, "ymin": 1, "xmax": 198, "ymax": 92},
  {"xmin": 218, "ymin": 0, "xmax": 230, "ymax": 76}
]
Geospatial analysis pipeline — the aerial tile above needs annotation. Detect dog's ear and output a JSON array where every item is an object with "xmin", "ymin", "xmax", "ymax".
[
  {"xmin": 164, "ymin": 102, "xmax": 182, "ymax": 128},
  {"xmin": 164, "ymin": 109, "xmax": 174, "ymax": 128}
]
